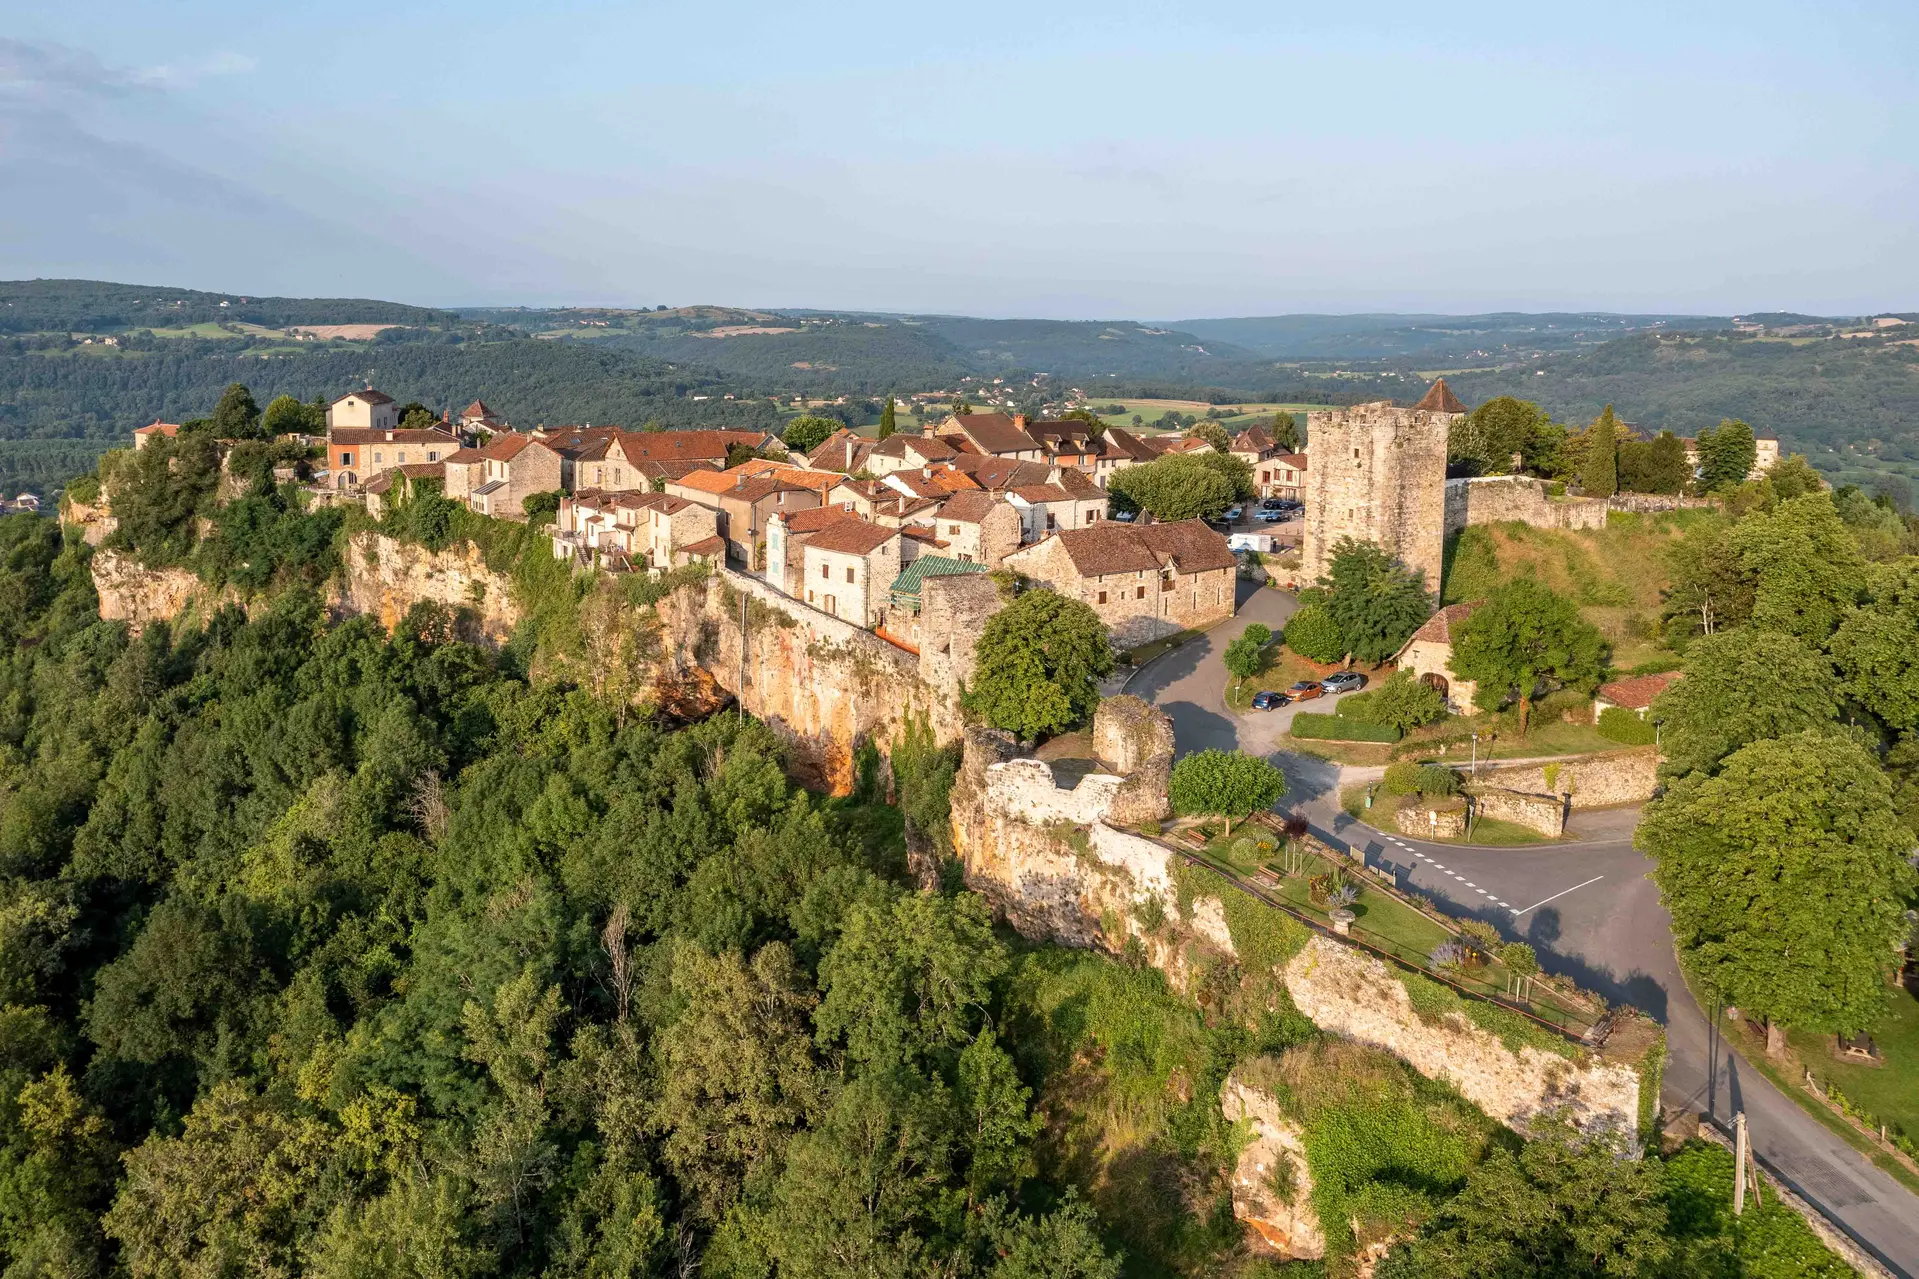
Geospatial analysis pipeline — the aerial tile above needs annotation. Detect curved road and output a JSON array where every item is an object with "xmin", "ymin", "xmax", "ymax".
[{"xmin": 1127, "ymin": 583, "xmax": 1919, "ymax": 1277}]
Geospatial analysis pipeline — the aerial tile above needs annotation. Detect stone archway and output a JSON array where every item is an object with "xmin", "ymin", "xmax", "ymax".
[{"xmin": 336, "ymin": 470, "xmax": 357, "ymax": 490}]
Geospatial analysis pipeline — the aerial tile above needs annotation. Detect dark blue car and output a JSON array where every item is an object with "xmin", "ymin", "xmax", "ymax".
[{"xmin": 1250, "ymin": 690, "xmax": 1286, "ymax": 710}]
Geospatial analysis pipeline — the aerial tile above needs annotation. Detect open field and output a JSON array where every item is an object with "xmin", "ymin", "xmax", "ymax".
[{"xmin": 1086, "ymin": 397, "xmax": 1331, "ymax": 434}]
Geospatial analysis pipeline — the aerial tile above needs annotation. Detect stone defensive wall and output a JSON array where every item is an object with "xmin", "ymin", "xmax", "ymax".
[{"xmin": 1443, "ymin": 475, "xmax": 1609, "ymax": 535}]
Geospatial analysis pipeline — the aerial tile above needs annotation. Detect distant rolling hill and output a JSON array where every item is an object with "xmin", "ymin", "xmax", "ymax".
[
  {"xmin": 0, "ymin": 278, "xmax": 456, "ymax": 334},
  {"xmin": 1169, "ymin": 312, "xmax": 1738, "ymax": 362}
]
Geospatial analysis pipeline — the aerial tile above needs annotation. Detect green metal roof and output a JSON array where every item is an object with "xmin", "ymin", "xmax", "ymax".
[{"xmin": 889, "ymin": 555, "xmax": 987, "ymax": 610}]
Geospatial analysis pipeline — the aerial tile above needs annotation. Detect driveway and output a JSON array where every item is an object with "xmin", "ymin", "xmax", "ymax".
[{"xmin": 1127, "ymin": 586, "xmax": 1919, "ymax": 1277}]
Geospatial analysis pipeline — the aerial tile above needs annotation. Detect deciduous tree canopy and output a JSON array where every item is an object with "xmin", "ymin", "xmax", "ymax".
[{"xmin": 962, "ymin": 589, "xmax": 1114, "ymax": 740}]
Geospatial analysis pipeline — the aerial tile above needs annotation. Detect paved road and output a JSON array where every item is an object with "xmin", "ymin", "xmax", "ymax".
[{"xmin": 1128, "ymin": 584, "xmax": 1919, "ymax": 1278}]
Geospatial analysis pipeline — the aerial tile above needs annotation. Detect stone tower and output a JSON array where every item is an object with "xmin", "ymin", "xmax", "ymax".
[{"xmin": 1300, "ymin": 379, "xmax": 1463, "ymax": 593}]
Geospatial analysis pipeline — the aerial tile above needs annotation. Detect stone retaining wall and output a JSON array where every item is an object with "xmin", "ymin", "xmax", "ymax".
[
  {"xmin": 1476, "ymin": 748, "xmax": 1657, "ymax": 809},
  {"xmin": 1471, "ymin": 787, "xmax": 1567, "ymax": 837},
  {"xmin": 1444, "ymin": 475, "xmax": 1609, "ymax": 535}
]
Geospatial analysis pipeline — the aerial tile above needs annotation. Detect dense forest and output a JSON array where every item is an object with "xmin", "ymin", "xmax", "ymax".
[
  {"xmin": 0, "ymin": 279, "xmax": 457, "ymax": 334},
  {"xmin": 1169, "ymin": 313, "xmax": 1737, "ymax": 361}
]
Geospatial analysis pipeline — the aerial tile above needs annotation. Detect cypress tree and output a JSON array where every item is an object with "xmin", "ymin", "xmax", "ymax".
[
  {"xmin": 1580, "ymin": 405, "xmax": 1619, "ymax": 497},
  {"xmin": 878, "ymin": 395, "xmax": 897, "ymax": 440}
]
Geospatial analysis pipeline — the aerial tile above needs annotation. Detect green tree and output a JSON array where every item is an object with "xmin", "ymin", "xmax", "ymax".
[
  {"xmin": 1387, "ymin": 1122, "xmax": 1671, "ymax": 1279},
  {"xmin": 1695, "ymin": 418, "xmax": 1758, "ymax": 492},
  {"xmin": 878, "ymin": 395, "xmax": 897, "ymax": 440},
  {"xmin": 1319, "ymin": 538, "xmax": 1432, "ymax": 664},
  {"xmin": 521, "ymin": 490, "xmax": 562, "ymax": 524},
  {"xmin": 1284, "ymin": 603, "xmax": 1346, "ymax": 664},
  {"xmin": 781, "ymin": 415, "xmax": 841, "ymax": 455},
  {"xmin": 1726, "ymin": 493, "xmax": 1867, "ymax": 643},
  {"xmin": 1167, "ymin": 749, "xmax": 1286, "ymax": 835},
  {"xmin": 1106, "ymin": 456, "xmax": 1235, "ymax": 522},
  {"xmin": 1652, "ymin": 629, "xmax": 1837, "ymax": 777},
  {"xmin": 1766, "ymin": 453, "xmax": 1825, "ymax": 500},
  {"xmin": 1831, "ymin": 559, "xmax": 1919, "ymax": 729},
  {"xmin": 1222, "ymin": 630, "xmax": 1267, "ymax": 698},
  {"xmin": 651, "ymin": 942, "xmax": 820, "ymax": 1222},
  {"xmin": 1618, "ymin": 430, "xmax": 1689, "ymax": 494},
  {"xmin": 1448, "ymin": 579, "xmax": 1604, "ymax": 731},
  {"xmin": 963, "ymin": 590, "xmax": 1114, "ymax": 740},
  {"xmin": 261, "ymin": 393, "xmax": 323, "ymax": 437},
  {"xmin": 1640, "ymin": 730, "xmax": 1916, "ymax": 1036},
  {"xmin": 211, "ymin": 382, "xmax": 263, "ymax": 439},
  {"xmin": 1451, "ymin": 396, "xmax": 1547, "ymax": 475},
  {"xmin": 1270, "ymin": 411, "xmax": 1302, "ymax": 453},
  {"xmin": 1660, "ymin": 518, "xmax": 1754, "ymax": 642},
  {"xmin": 1189, "ymin": 420, "xmax": 1231, "ymax": 452},
  {"xmin": 955, "ymin": 1029, "xmax": 1041, "ymax": 1201},
  {"xmin": 986, "ymin": 1193, "xmax": 1122, "ymax": 1279},
  {"xmin": 1577, "ymin": 405, "xmax": 1619, "ymax": 497},
  {"xmin": 1357, "ymin": 670, "xmax": 1447, "ymax": 733},
  {"xmin": 815, "ymin": 891, "xmax": 1005, "ymax": 1068}
]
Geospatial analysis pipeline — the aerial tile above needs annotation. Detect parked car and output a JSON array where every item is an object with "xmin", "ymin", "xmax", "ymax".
[
  {"xmin": 1322, "ymin": 671, "xmax": 1366, "ymax": 694},
  {"xmin": 1256, "ymin": 508, "xmax": 1284, "ymax": 523},
  {"xmin": 1111, "ymin": 509, "xmax": 1138, "ymax": 522},
  {"xmin": 1250, "ymin": 690, "xmax": 1286, "ymax": 710},
  {"xmin": 1223, "ymin": 506, "xmax": 1244, "ymax": 523},
  {"xmin": 1287, "ymin": 680, "xmax": 1324, "ymax": 701}
]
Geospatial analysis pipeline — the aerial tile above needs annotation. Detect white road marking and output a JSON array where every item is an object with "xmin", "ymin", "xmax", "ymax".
[
  {"xmin": 1465, "ymin": 882, "xmax": 1477, "ymax": 888},
  {"xmin": 1430, "ymin": 862, "xmax": 1446, "ymax": 870},
  {"xmin": 1509, "ymin": 875, "xmax": 1605, "ymax": 917}
]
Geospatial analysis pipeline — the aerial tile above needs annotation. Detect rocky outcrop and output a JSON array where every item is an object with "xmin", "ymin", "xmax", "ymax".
[
  {"xmin": 338, "ymin": 531, "xmax": 520, "ymax": 644},
  {"xmin": 91, "ymin": 550, "xmax": 231, "ymax": 634},
  {"xmin": 1284, "ymin": 935, "xmax": 1640, "ymax": 1143},
  {"xmin": 1221, "ymin": 1076, "xmax": 1324, "ymax": 1260},
  {"xmin": 60, "ymin": 496, "xmax": 117, "ymax": 546}
]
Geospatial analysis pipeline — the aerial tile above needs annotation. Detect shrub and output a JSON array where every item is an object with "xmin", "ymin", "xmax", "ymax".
[
  {"xmin": 1597, "ymin": 705, "xmax": 1657, "ymax": 745},
  {"xmin": 1457, "ymin": 919, "xmax": 1501, "ymax": 950},
  {"xmin": 1498, "ymin": 941, "xmax": 1539, "ymax": 974},
  {"xmin": 1380, "ymin": 762, "xmax": 1459, "ymax": 797},
  {"xmin": 1290, "ymin": 713, "xmax": 1400, "ymax": 743},
  {"xmin": 1283, "ymin": 604, "xmax": 1346, "ymax": 663},
  {"xmin": 1429, "ymin": 941, "xmax": 1468, "ymax": 970},
  {"xmin": 1361, "ymin": 670, "xmax": 1448, "ymax": 732}
]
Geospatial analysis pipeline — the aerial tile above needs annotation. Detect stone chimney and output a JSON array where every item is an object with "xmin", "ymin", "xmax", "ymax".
[{"xmin": 1014, "ymin": 414, "xmax": 1028, "ymax": 429}]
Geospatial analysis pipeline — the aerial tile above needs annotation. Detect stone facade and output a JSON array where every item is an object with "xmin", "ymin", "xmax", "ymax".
[
  {"xmin": 1000, "ymin": 520, "xmax": 1237, "ymax": 649},
  {"xmin": 1301, "ymin": 400, "xmax": 1453, "ymax": 590},
  {"xmin": 1393, "ymin": 798, "xmax": 1467, "ymax": 839},
  {"xmin": 1443, "ymin": 475, "xmax": 1609, "ymax": 535},
  {"xmin": 1470, "ymin": 787, "xmax": 1567, "ymax": 837}
]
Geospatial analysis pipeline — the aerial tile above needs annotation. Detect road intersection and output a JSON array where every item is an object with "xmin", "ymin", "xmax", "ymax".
[{"xmin": 1125, "ymin": 582, "xmax": 1919, "ymax": 1277}]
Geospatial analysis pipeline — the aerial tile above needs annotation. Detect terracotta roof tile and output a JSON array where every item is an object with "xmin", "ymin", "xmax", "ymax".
[
  {"xmin": 948, "ymin": 412, "xmax": 1040, "ymax": 455},
  {"xmin": 1597, "ymin": 670, "xmax": 1683, "ymax": 710},
  {"xmin": 1046, "ymin": 519, "xmax": 1235, "ymax": 578},
  {"xmin": 803, "ymin": 519, "xmax": 900, "ymax": 556},
  {"xmin": 1413, "ymin": 378, "xmax": 1468, "ymax": 414},
  {"xmin": 1406, "ymin": 600, "xmax": 1484, "ymax": 647}
]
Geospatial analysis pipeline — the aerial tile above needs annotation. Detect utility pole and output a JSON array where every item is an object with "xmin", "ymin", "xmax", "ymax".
[
  {"xmin": 739, "ymin": 588, "xmax": 748, "ymax": 695},
  {"xmin": 1733, "ymin": 1112, "xmax": 1749, "ymax": 1216}
]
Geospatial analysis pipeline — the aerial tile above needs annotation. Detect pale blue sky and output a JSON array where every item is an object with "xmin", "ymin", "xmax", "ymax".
[{"xmin": 3, "ymin": 1, "xmax": 1915, "ymax": 315}]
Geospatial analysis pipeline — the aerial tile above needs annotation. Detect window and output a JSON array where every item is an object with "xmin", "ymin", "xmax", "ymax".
[
  {"xmin": 1135, "ymin": 585, "xmax": 1145, "ymax": 600},
  {"xmin": 614, "ymin": 467, "xmax": 623, "ymax": 485},
  {"xmin": 845, "ymin": 566, "xmax": 855, "ymax": 583},
  {"xmin": 340, "ymin": 451, "xmax": 353, "ymax": 466},
  {"xmin": 428, "ymin": 451, "xmax": 439, "ymax": 462},
  {"xmin": 824, "ymin": 594, "xmax": 836, "ymax": 613},
  {"xmin": 374, "ymin": 451, "xmax": 384, "ymax": 463},
  {"xmin": 1097, "ymin": 590, "xmax": 1108, "ymax": 604},
  {"xmin": 1161, "ymin": 574, "xmax": 1174, "ymax": 592},
  {"xmin": 1087, "ymin": 509, "xmax": 1099, "ymax": 523},
  {"xmin": 948, "ymin": 524, "xmax": 959, "ymax": 535},
  {"xmin": 821, "ymin": 563, "xmax": 830, "ymax": 580},
  {"xmin": 1046, "ymin": 513, "xmax": 1057, "ymax": 530}
]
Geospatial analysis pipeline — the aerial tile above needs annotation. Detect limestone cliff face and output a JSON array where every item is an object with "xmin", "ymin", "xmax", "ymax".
[
  {"xmin": 1221, "ymin": 1077, "xmax": 1325, "ymax": 1260},
  {"xmin": 651, "ymin": 571, "xmax": 969, "ymax": 793},
  {"xmin": 59, "ymin": 496, "xmax": 118, "ymax": 547},
  {"xmin": 1284, "ymin": 935, "xmax": 1640, "ymax": 1142},
  {"xmin": 338, "ymin": 532, "xmax": 520, "ymax": 644},
  {"xmin": 91, "ymin": 550, "xmax": 230, "ymax": 634}
]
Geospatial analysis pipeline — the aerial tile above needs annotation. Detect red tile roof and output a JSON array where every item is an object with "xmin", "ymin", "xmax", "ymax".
[
  {"xmin": 135, "ymin": 420, "xmax": 181, "ymax": 436},
  {"xmin": 1413, "ymin": 378, "xmax": 1468, "ymax": 414},
  {"xmin": 936, "ymin": 490, "xmax": 1003, "ymax": 524},
  {"xmin": 1233, "ymin": 425, "xmax": 1275, "ymax": 453},
  {"xmin": 1596, "ymin": 670, "xmax": 1683, "ymax": 710},
  {"xmin": 681, "ymin": 535, "xmax": 726, "ymax": 557},
  {"xmin": 331, "ymin": 389, "xmax": 393, "ymax": 406},
  {"xmin": 329, "ymin": 427, "xmax": 459, "ymax": 448},
  {"xmin": 612, "ymin": 429, "xmax": 772, "ymax": 462},
  {"xmin": 1405, "ymin": 600, "xmax": 1484, "ymax": 647},
  {"xmin": 948, "ymin": 412, "xmax": 1040, "ymax": 456},
  {"xmin": 782, "ymin": 506, "xmax": 866, "ymax": 534},
  {"xmin": 1047, "ymin": 519, "xmax": 1235, "ymax": 578},
  {"xmin": 803, "ymin": 519, "xmax": 900, "ymax": 556},
  {"xmin": 479, "ymin": 433, "xmax": 537, "ymax": 461}
]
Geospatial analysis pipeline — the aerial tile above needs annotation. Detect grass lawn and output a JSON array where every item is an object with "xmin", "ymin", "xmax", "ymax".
[
  {"xmin": 1438, "ymin": 816, "xmax": 1555, "ymax": 847},
  {"xmin": 1088, "ymin": 398, "xmax": 1333, "ymax": 434},
  {"xmin": 1788, "ymin": 982, "xmax": 1919, "ymax": 1150},
  {"xmin": 1394, "ymin": 713, "xmax": 1620, "ymax": 762}
]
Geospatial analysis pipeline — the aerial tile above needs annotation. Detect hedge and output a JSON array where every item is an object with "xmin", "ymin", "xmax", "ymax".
[
  {"xmin": 1597, "ymin": 705, "xmax": 1657, "ymax": 745},
  {"xmin": 1290, "ymin": 713, "xmax": 1401, "ymax": 743}
]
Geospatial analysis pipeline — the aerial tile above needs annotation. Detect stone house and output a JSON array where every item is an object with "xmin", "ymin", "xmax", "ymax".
[
  {"xmin": 1006, "ymin": 478, "xmax": 1107, "ymax": 543},
  {"xmin": 1678, "ymin": 434, "xmax": 1781, "ymax": 481},
  {"xmin": 667, "ymin": 469, "xmax": 822, "ymax": 567},
  {"xmin": 326, "ymin": 389, "xmax": 399, "ymax": 433},
  {"xmin": 882, "ymin": 555, "xmax": 990, "ymax": 647},
  {"xmin": 1593, "ymin": 670, "xmax": 1682, "ymax": 719},
  {"xmin": 763, "ymin": 506, "xmax": 865, "ymax": 595},
  {"xmin": 553, "ymin": 489, "xmax": 720, "ymax": 571},
  {"xmin": 798, "ymin": 518, "xmax": 903, "ymax": 628},
  {"xmin": 460, "ymin": 399, "xmax": 504, "ymax": 433},
  {"xmin": 864, "ymin": 433, "xmax": 958, "ymax": 477},
  {"xmin": 934, "ymin": 412, "xmax": 1044, "ymax": 460},
  {"xmin": 806, "ymin": 430, "xmax": 877, "ymax": 475},
  {"xmin": 1256, "ymin": 452, "xmax": 1308, "ymax": 499},
  {"xmin": 1024, "ymin": 420, "xmax": 1107, "ymax": 473},
  {"xmin": 1393, "ymin": 600, "xmax": 1485, "ymax": 711},
  {"xmin": 1230, "ymin": 423, "xmax": 1277, "ymax": 468},
  {"xmin": 728, "ymin": 457, "xmax": 843, "ymax": 500},
  {"xmin": 132, "ymin": 421, "xmax": 181, "ymax": 450},
  {"xmin": 465, "ymin": 433, "xmax": 564, "ymax": 519},
  {"xmin": 1000, "ymin": 518, "xmax": 1237, "ymax": 647},
  {"xmin": 929, "ymin": 490, "xmax": 1022, "ymax": 567},
  {"xmin": 328, "ymin": 426, "xmax": 460, "ymax": 491}
]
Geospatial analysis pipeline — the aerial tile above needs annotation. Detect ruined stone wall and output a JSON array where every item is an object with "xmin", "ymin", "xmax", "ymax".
[
  {"xmin": 1476, "ymin": 748, "xmax": 1657, "ymax": 809},
  {"xmin": 1302, "ymin": 402, "xmax": 1451, "ymax": 590},
  {"xmin": 1443, "ymin": 475, "xmax": 1609, "ymax": 535},
  {"xmin": 1285, "ymin": 936, "xmax": 1641, "ymax": 1142},
  {"xmin": 338, "ymin": 531, "xmax": 521, "ymax": 644},
  {"xmin": 1220, "ymin": 1078, "xmax": 1325, "ymax": 1260},
  {"xmin": 1607, "ymin": 492, "xmax": 1716, "ymax": 515}
]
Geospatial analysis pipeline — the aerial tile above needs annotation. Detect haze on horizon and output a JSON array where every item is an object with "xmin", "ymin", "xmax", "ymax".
[{"xmin": 3, "ymin": 0, "xmax": 1915, "ymax": 320}]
